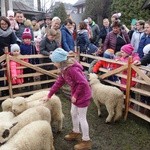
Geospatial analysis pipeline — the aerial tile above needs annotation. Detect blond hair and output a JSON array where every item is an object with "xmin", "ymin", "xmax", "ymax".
[{"xmin": 46, "ymin": 28, "xmax": 56, "ymax": 36}]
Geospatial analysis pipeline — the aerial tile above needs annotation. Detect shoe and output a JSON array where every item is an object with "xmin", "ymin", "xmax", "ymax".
[
  {"xmin": 64, "ymin": 131, "xmax": 81, "ymax": 141},
  {"xmin": 74, "ymin": 140, "xmax": 92, "ymax": 150}
]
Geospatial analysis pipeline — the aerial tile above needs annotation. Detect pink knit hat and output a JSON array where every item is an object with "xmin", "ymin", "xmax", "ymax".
[
  {"xmin": 22, "ymin": 28, "xmax": 32, "ymax": 39},
  {"xmin": 121, "ymin": 44, "xmax": 134, "ymax": 55}
]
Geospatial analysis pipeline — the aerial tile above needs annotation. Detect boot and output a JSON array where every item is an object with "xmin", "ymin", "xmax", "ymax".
[
  {"xmin": 64, "ymin": 131, "xmax": 81, "ymax": 141},
  {"xmin": 74, "ymin": 140, "xmax": 92, "ymax": 150}
]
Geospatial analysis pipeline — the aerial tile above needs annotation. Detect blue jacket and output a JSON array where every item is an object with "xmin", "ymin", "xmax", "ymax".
[
  {"xmin": 77, "ymin": 30, "xmax": 97, "ymax": 54},
  {"xmin": 20, "ymin": 43, "xmax": 39, "ymax": 64},
  {"xmin": 61, "ymin": 26, "xmax": 74, "ymax": 52},
  {"xmin": 77, "ymin": 30, "xmax": 90, "ymax": 53},
  {"xmin": 137, "ymin": 34, "xmax": 150, "ymax": 58}
]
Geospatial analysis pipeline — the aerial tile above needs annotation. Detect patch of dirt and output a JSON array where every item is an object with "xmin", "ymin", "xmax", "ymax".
[
  {"xmin": 53, "ymin": 93, "xmax": 150, "ymax": 150},
  {"xmin": 0, "ymin": 93, "xmax": 149, "ymax": 150}
]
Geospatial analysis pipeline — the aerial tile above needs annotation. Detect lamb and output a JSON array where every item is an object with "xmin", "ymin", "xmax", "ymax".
[
  {"xmin": 12, "ymin": 91, "xmax": 64, "ymax": 132},
  {"xmin": 1, "ymin": 98, "xmax": 14, "ymax": 112},
  {"xmin": 0, "ymin": 120, "xmax": 55, "ymax": 150},
  {"xmin": 89, "ymin": 73, "xmax": 124, "ymax": 123},
  {"xmin": 0, "ymin": 106, "xmax": 51, "ymax": 144},
  {"xmin": 0, "ymin": 111, "xmax": 14, "ymax": 122}
]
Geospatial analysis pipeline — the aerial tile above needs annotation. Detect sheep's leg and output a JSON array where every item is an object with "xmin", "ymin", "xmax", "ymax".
[
  {"xmin": 57, "ymin": 119, "xmax": 63, "ymax": 132},
  {"xmin": 105, "ymin": 104, "xmax": 115, "ymax": 123},
  {"xmin": 93, "ymin": 99, "xmax": 101, "ymax": 117}
]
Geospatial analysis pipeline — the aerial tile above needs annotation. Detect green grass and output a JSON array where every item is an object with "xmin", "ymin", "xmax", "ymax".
[
  {"xmin": 0, "ymin": 92, "xmax": 149, "ymax": 150},
  {"xmin": 53, "ymin": 93, "xmax": 150, "ymax": 150}
]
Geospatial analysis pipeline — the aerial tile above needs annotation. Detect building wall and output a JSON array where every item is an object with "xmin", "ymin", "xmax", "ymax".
[{"xmin": 13, "ymin": 0, "xmax": 35, "ymax": 9}]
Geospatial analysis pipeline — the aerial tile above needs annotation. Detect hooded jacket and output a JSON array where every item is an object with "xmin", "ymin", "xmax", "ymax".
[
  {"xmin": 48, "ymin": 61, "xmax": 92, "ymax": 107},
  {"xmin": 61, "ymin": 25, "xmax": 75, "ymax": 52}
]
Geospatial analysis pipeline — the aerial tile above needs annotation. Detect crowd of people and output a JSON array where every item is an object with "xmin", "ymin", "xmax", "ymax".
[{"xmin": 0, "ymin": 9, "xmax": 150, "ymax": 150}]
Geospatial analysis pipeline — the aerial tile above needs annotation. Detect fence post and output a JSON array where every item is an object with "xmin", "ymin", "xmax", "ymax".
[
  {"xmin": 5, "ymin": 47, "xmax": 13, "ymax": 98},
  {"xmin": 76, "ymin": 46, "xmax": 80, "ymax": 62},
  {"xmin": 124, "ymin": 56, "xmax": 132, "ymax": 120}
]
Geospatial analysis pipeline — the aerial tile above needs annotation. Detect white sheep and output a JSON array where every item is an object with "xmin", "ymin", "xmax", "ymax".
[
  {"xmin": 89, "ymin": 73, "xmax": 124, "ymax": 123},
  {"xmin": 0, "ymin": 106, "xmax": 51, "ymax": 144},
  {"xmin": 0, "ymin": 111, "xmax": 14, "ymax": 122},
  {"xmin": 1, "ymin": 98, "xmax": 14, "ymax": 112},
  {"xmin": 0, "ymin": 120, "xmax": 55, "ymax": 150},
  {"xmin": 12, "ymin": 91, "xmax": 64, "ymax": 132}
]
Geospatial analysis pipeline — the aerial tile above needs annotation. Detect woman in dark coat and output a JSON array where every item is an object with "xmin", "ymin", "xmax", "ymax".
[
  {"xmin": 103, "ymin": 21, "xmax": 130, "ymax": 53},
  {"xmin": 0, "ymin": 16, "xmax": 17, "ymax": 96},
  {"xmin": 77, "ymin": 21, "xmax": 98, "ymax": 54}
]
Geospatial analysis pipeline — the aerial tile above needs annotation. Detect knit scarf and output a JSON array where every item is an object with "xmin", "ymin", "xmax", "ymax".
[{"xmin": 0, "ymin": 27, "xmax": 13, "ymax": 37}]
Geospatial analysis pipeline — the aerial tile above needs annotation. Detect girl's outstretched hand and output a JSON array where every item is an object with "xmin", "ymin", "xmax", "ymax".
[
  {"xmin": 42, "ymin": 96, "xmax": 49, "ymax": 103},
  {"xmin": 71, "ymin": 96, "xmax": 76, "ymax": 103},
  {"xmin": 133, "ymin": 60, "xmax": 141, "ymax": 66}
]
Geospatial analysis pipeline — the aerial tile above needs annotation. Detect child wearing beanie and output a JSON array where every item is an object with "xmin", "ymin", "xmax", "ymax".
[
  {"xmin": 118, "ymin": 44, "xmax": 140, "ymax": 91},
  {"xmin": 10, "ymin": 44, "xmax": 24, "ymax": 85},
  {"xmin": 7, "ymin": 10, "xmax": 19, "ymax": 30},
  {"xmin": 92, "ymin": 49, "xmax": 118, "ymax": 81},
  {"xmin": 42, "ymin": 48, "xmax": 92, "ymax": 150},
  {"xmin": 20, "ymin": 28, "xmax": 39, "ymax": 91},
  {"xmin": 93, "ymin": 49, "xmax": 115, "ymax": 73}
]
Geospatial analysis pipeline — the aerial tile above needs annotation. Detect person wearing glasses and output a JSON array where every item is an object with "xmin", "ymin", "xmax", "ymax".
[{"xmin": 0, "ymin": 16, "xmax": 17, "ymax": 96}]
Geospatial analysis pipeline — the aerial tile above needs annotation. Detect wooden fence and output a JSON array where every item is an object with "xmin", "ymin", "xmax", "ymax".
[
  {"xmin": 0, "ymin": 48, "xmax": 150, "ymax": 122},
  {"xmin": 79, "ymin": 53, "xmax": 150, "ymax": 123},
  {"xmin": 0, "ymin": 47, "xmax": 57, "ymax": 101}
]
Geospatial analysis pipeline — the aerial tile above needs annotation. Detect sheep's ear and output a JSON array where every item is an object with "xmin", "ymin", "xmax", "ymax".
[
  {"xmin": 2, "ymin": 129, "xmax": 10, "ymax": 139},
  {"xmin": 10, "ymin": 122, "xmax": 18, "ymax": 129}
]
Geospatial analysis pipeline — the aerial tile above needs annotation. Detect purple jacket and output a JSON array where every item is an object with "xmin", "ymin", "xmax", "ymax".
[
  {"xmin": 103, "ymin": 30, "xmax": 130, "ymax": 52},
  {"xmin": 48, "ymin": 61, "xmax": 92, "ymax": 107}
]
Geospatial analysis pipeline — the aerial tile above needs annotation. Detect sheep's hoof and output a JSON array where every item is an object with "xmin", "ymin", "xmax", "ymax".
[
  {"xmin": 105, "ymin": 119, "xmax": 111, "ymax": 124},
  {"xmin": 105, "ymin": 121, "xmax": 111, "ymax": 124},
  {"xmin": 56, "ymin": 130, "xmax": 62, "ymax": 134},
  {"xmin": 98, "ymin": 114, "xmax": 102, "ymax": 117}
]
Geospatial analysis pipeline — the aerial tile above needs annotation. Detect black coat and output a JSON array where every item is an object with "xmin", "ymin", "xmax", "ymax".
[
  {"xmin": 99, "ymin": 26, "xmax": 112, "ymax": 44},
  {"xmin": 141, "ymin": 51, "xmax": 150, "ymax": 65},
  {"xmin": 0, "ymin": 32, "xmax": 17, "ymax": 56}
]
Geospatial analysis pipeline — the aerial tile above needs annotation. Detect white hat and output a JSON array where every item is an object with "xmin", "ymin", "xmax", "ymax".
[
  {"xmin": 11, "ymin": 44, "xmax": 20, "ymax": 53},
  {"xmin": 84, "ymin": 19, "xmax": 89, "ymax": 23},
  {"xmin": 143, "ymin": 44, "xmax": 150, "ymax": 55},
  {"xmin": 52, "ymin": 16, "xmax": 61, "ymax": 22},
  {"xmin": 112, "ymin": 12, "xmax": 121, "ymax": 19},
  {"xmin": 7, "ymin": 10, "xmax": 14, "ymax": 17}
]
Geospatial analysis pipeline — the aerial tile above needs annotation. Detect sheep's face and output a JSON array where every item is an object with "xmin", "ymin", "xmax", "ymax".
[
  {"xmin": 1, "ymin": 98, "xmax": 13, "ymax": 112},
  {"xmin": 0, "ymin": 122, "xmax": 18, "ymax": 145},
  {"xmin": 89, "ymin": 73, "xmax": 98, "ymax": 81},
  {"xmin": 12, "ymin": 97, "xmax": 26, "ymax": 116},
  {"xmin": 89, "ymin": 73, "xmax": 99, "ymax": 85}
]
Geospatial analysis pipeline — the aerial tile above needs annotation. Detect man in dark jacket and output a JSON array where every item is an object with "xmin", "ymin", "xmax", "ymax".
[
  {"xmin": 87, "ymin": 17, "xmax": 100, "ymax": 47},
  {"xmin": 99, "ymin": 18, "xmax": 112, "ymax": 44},
  {"xmin": 15, "ymin": 11, "xmax": 34, "ymax": 42},
  {"xmin": 134, "ymin": 51, "xmax": 150, "ymax": 66}
]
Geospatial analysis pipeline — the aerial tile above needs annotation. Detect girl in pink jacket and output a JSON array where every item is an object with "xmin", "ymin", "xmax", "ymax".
[
  {"xmin": 10, "ymin": 44, "xmax": 24, "ymax": 85},
  {"xmin": 118, "ymin": 44, "xmax": 140, "ymax": 90}
]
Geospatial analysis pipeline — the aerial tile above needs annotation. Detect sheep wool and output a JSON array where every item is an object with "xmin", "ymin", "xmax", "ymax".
[
  {"xmin": 0, "ymin": 106, "xmax": 51, "ymax": 144},
  {"xmin": 89, "ymin": 73, "xmax": 124, "ymax": 123},
  {"xmin": 12, "ymin": 92, "xmax": 64, "ymax": 132},
  {"xmin": 1, "ymin": 98, "xmax": 14, "ymax": 112},
  {"xmin": 0, "ymin": 120, "xmax": 55, "ymax": 150}
]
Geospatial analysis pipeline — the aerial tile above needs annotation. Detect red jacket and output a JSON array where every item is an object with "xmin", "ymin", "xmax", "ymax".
[
  {"xmin": 10, "ymin": 60, "xmax": 24, "ymax": 85},
  {"xmin": 93, "ymin": 60, "xmax": 117, "ymax": 73}
]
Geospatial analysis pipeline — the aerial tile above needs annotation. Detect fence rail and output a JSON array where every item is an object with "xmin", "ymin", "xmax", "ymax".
[
  {"xmin": 80, "ymin": 53, "xmax": 150, "ymax": 122},
  {"xmin": 0, "ymin": 48, "xmax": 150, "ymax": 122}
]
